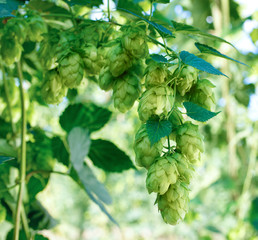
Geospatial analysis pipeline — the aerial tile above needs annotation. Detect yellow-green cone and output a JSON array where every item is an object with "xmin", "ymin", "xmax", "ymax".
[
  {"xmin": 134, "ymin": 125, "xmax": 163, "ymax": 169},
  {"xmin": 157, "ymin": 182, "xmax": 189, "ymax": 225},
  {"xmin": 59, "ymin": 52, "xmax": 84, "ymax": 88},
  {"xmin": 176, "ymin": 122, "xmax": 204, "ymax": 164},
  {"xmin": 108, "ymin": 43, "xmax": 133, "ymax": 77},
  {"xmin": 41, "ymin": 70, "xmax": 67, "ymax": 104},
  {"xmin": 82, "ymin": 44, "xmax": 100, "ymax": 75},
  {"xmin": 146, "ymin": 155, "xmax": 179, "ymax": 195},
  {"xmin": 138, "ymin": 85, "xmax": 174, "ymax": 122},
  {"xmin": 190, "ymin": 79, "xmax": 216, "ymax": 111},
  {"xmin": 26, "ymin": 15, "xmax": 47, "ymax": 42},
  {"xmin": 113, "ymin": 72, "xmax": 141, "ymax": 112},
  {"xmin": 176, "ymin": 66, "xmax": 198, "ymax": 96},
  {"xmin": 98, "ymin": 67, "xmax": 115, "ymax": 91}
]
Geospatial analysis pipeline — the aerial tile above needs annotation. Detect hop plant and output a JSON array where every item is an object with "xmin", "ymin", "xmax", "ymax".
[
  {"xmin": 98, "ymin": 67, "xmax": 115, "ymax": 91},
  {"xmin": 134, "ymin": 125, "xmax": 164, "ymax": 169},
  {"xmin": 82, "ymin": 44, "xmax": 100, "ymax": 75},
  {"xmin": 113, "ymin": 72, "xmax": 141, "ymax": 112},
  {"xmin": 138, "ymin": 85, "xmax": 174, "ymax": 122},
  {"xmin": 26, "ymin": 15, "xmax": 47, "ymax": 42},
  {"xmin": 58, "ymin": 52, "xmax": 84, "ymax": 88},
  {"xmin": 0, "ymin": 35, "xmax": 22, "ymax": 65},
  {"xmin": 108, "ymin": 43, "xmax": 133, "ymax": 77},
  {"xmin": 190, "ymin": 79, "xmax": 216, "ymax": 111},
  {"xmin": 41, "ymin": 70, "xmax": 67, "ymax": 104},
  {"xmin": 145, "ymin": 62, "xmax": 169, "ymax": 88},
  {"xmin": 4, "ymin": 18, "xmax": 28, "ymax": 44},
  {"xmin": 176, "ymin": 66, "xmax": 198, "ymax": 96},
  {"xmin": 176, "ymin": 122, "xmax": 204, "ymax": 164},
  {"xmin": 157, "ymin": 182, "xmax": 189, "ymax": 225},
  {"xmin": 121, "ymin": 24, "xmax": 149, "ymax": 59},
  {"xmin": 146, "ymin": 155, "xmax": 179, "ymax": 195}
]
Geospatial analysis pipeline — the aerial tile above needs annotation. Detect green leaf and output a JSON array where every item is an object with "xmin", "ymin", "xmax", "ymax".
[
  {"xmin": 63, "ymin": 0, "xmax": 103, "ymax": 7},
  {"xmin": 0, "ymin": 156, "xmax": 15, "ymax": 164},
  {"xmin": 171, "ymin": 20, "xmax": 235, "ymax": 48},
  {"xmin": 27, "ymin": 0, "xmax": 70, "ymax": 14},
  {"xmin": 183, "ymin": 102, "xmax": 220, "ymax": 122},
  {"xmin": 180, "ymin": 51, "xmax": 227, "ymax": 77},
  {"xmin": 249, "ymin": 197, "xmax": 258, "ymax": 231},
  {"xmin": 0, "ymin": 0, "xmax": 24, "ymax": 18},
  {"xmin": 27, "ymin": 175, "xmax": 48, "ymax": 201},
  {"xmin": 0, "ymin": 117, "xmax": 12, "ymax": 139},
  {"xmin": 0, "ymin": 139, "xmax": 17, "ymax": 157},
  {"xmin": 34, "ymin": 234, "xmax": 49, "ymax": 240},
  {"xmin": 116, "ymin": 0, "xmax": 144, "ymax": 15},
  {"xmin": 52, "ymin": 137, "xmax": 69, "ymax": 167},
  {"xmin": 118, "ymin": 8, "xmax": 172, "ymax": 36},
  {"xmin": 88, "ymin": 139, "xmax": 135, "ymax": 172},
  {"xmin": 153, "ymin": 0, "xmax": 170, "ymax": 3},
  {"xmin": 59, "ymin": 103, "xmax": 112, "ymax": 133},
  {"xmin": 67, "ymin": 127, "xmax": 112, "ymax": 205},
  {"xmin": 195, "ymin": 42, "xmax": 247, "ymax": 66},
  {"xmin": 150, "ymin": 54, "xmax": 168, "ymax": 63},
  {"xmin": 146, "ymin": 119, "xmax": 172, "ymax": 145}
]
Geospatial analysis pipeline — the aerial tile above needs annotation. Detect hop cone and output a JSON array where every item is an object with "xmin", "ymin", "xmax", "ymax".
[
  {"xmin": 176, "ymin": 122, "xmax": 204, "ymax": 164},
  {"xmin": 82, "ymin": 44, "xmax": 100, "ymax": 75},
  {"xmin": 146, "ymin": 155, "xmax": 179, "ymax": 195},
  {"xmin": 121, "ymin": 24, "xmax": 148, "ymax": 59},
  {"xmin": 134, "ymin": 125, "xmax": 163, "ymax": 169},
  {"xmin": 157, "ymin": 182, "xmax": 189, "ymax": 225},
  {"xmin": 59, "ymin": 52, "xmax": 84, "ymax": 88},
  {"xmin": 138, "ymin": 85, "xmax": 174, "ymax": 122},
  {"xmin": 176, "ymin": 66, "xmax": 198, "ymax": 96},
  {"xmin": 4, "ymin": 18, "xmax": 28, "ymax": 44},
  {"xmin": 41, "ymin": 70, "xmax": 67, "ymax": 104},
  {"xmin": 190, "ymin": 79, "xmax": 216, "ymax": 111},
  {"xmin": 98, "ymin": 67, "xmax": 114, "ymax": 91},
  {"xmin": 145, "ymin": 62, "xmax": 168, "ymax": 88},
  {"xmin": 113, "ymin": 72, "xmax": 141, "ymax": 112},
  {"xmin": 170, "ymin": 152, "xmax": 194, "ymax": 184},
  {"xmin": 0, "ymin": 35, "xmax": 22, "ymax": 65},
  {"xmin": 108, "ymin": 44, "xmax": 132, "ymax": 77},
  {"xmin": 26, "ymin": 15, "xmax": 47, "ymax": 42}
]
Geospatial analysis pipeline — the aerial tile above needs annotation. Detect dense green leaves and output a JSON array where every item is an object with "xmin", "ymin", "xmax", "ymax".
[
  {"xmin": 195, "ymin": 42, "xmax": 247, "ymax": 66},
  {"xmin": 180, "ymin": 51, "xmax": 227, "ymax": 77},
  {"xmin": 60, "ymin": 103, "xmax": 112, "ymax": 133},
  {"xmin": 89, "ymin": 139, "xmax": 135, "ymax": 172},
  {"xmin": 183, "ymin": 102, "xmax": 220, "ymax": 122},
  {"xmin": 146, "ymin": 119, "xmax": 172, "ymax": 145}
]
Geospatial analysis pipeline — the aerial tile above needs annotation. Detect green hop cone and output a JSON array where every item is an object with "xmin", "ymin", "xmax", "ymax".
[
  {"xmin": 0, "ymin": 204, "xmax": 7, "ymax": 223},
  {"xmin": 58, "ymin": 52, "xmax": 84, "ymax": 88},
  {"xmin": 176, "ymin": 66, "xmax": 198, "ymax": 96},
  {"xmin": 82, "ymin": 44, "xmax": 100, "ymax": 75},
  {"xmin": 170, "ymin": 152, "xmax": 194, "ymax": 184},
  {"xmin": 4, "ymin": 18, "xmax": 28, "ymax": 44},
  {"xmin": 26, "ymin": 15, "xmax": 47, "ymax": 42},
  {"xmin": 190, "ymin": 79, "xmax": 216, "ymax": 111},
  {"xmin": 138, "ymin": 85, "xmax": 174, "ymax": 122},
  {"xmin": 134, "ymin": 124, "xmax": 163, "ymax": 169},
  {"xmin": 108, "ymin": 43, "xmax": 133, "ymax": 77},
  {"xmin": 176, "ymin": 122, "xmax": 204, "ymax": 164},
  {"xmin": 0, "ymin": 35, "xmax": 22, "ymax": 65},
  {"xmin": 145, "ymin": 62, "xmax": 168, "ymax": 88},
  {"xmin": 98, "ymin": 67, "xmax": 114, "ymax": 91},
  {"xmin": 121, "ymin": 24, "xmax": 149, "ymax": 59},
  {"xmin": 157, "ymin": 181, "xmax": 189, "ymax": 225},
  {"xmin": 41, "ymin": 70, "xmax": 67, "ymax": 104},
  {"xmin": 113, "ymin": 72, "xmax": 141, "ymax": 112},
  {"xmin": 146, "ymin": 155, "xmax": 179, "ymax": 195}
]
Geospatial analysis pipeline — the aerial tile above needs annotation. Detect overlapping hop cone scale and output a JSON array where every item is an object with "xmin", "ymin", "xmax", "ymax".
[
  {"xmin": 58, "ymin": 52, "xmax": 84, "ymax": 88},
  {"xmin": 134, "ymin": 125, "xmax": 164, "ymax": 169},
  {"xmin": 113, "ymin": 73, "xmax": 141, "ymax": 113},
  {"xmin": 176, "ymin": 122, "xmax": 204, "ymax": 164},
  {"xmin": 146, "ymin": 155, "xmax": 179, "ymax": 195},
  {"xmin": 138, "ymin": 85, "xmax": 174, "ymax": 122}
]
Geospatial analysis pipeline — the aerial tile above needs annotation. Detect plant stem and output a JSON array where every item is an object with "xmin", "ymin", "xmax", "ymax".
[
  {"xmin": 13, "ymin": 61, "xmax": 28, "ymax": 240},
  {"xmin": 107, "ymin": 0, "xmax": 111, "ymax": 21},
  {"xmin": 167, "ymin": 135, "xmax": 170, "ymax": 153},
  {"xmin": 26, "ymin": 170, "xmax": 69, "ymax": 182}
]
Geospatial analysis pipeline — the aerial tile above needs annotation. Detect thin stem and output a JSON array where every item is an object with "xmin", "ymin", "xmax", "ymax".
[
  {"xmin": 147, "ymin": 35, "xmax": 176, "ymax": 55},
  {"xmin": 21, "ymin": 207, "xmax": 30, "ymax": 240},
  {"xmin": 107, "ymin": 0, "xmax": 111, "ymax": 21},
  {"xmin": 26, "ymin": 170, "xmax": 69, "ymax": 182},
  {"xmin": 68, "ymin": 6, "xmax": 77, "ymax": 27},
  {"xmin": 0, "ymin": 183, "xmax": 19, "ymax": 193},
  {"xmin": 167, "ymin": 135, "xmax": 171, "ymax": 153},
  {"xmin": 13, "ymin": 61, "xmax": 27, "ymax": 240}
]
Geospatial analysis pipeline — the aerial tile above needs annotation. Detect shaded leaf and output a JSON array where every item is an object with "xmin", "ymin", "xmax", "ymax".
[
  {"xmin": 183, "ymin": 102, "xmax": 220, "ymax": 122},
  {"xmin": 60, "ymin": 103, "xmax": 112, "ymax": 133},
  {"xmin": 0, "ymin": 0, "xmax": 25, "ymax": 18},
  {"xmin": 63, "ymin": 0, "xmax": 103, "ymax": 7},
  {"xmin": 89, "ymin": 139, "xmax": 135, "ymax": 172},
  {"xmin": 195, "ymin": 42, "xmax": 247, "ymax": 66},
  {"xmin": 153, "ymin": 0, "xmax": 170, "ymax": 3},
  {"xmin": 150, "ymin": 54, "xmax": 168, "ymax": 63},
  {"xmin": 0, "ymin": 139, "xmax": 17, "ymax": 157},
  {"xmin": 52, "ymin": 136, "xmax": 69, "ymax": 167},
  {"xmin": 27, "ymin": 0, "xmax": 70, "ymax": 14},
  {"xmin": 146, "ymin": 119, "xmax": 172, "ymax": 145},
  {"xmin": 180, "ymin": 51, "xmax": 227, "ymax": 77},
  {"xmin": 171, "ymin": 20, "xmax": 235, "ymax": 48},
  {"xmin": 0, "ymin": 156, "xmax": 15, "ymax": 164}
]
